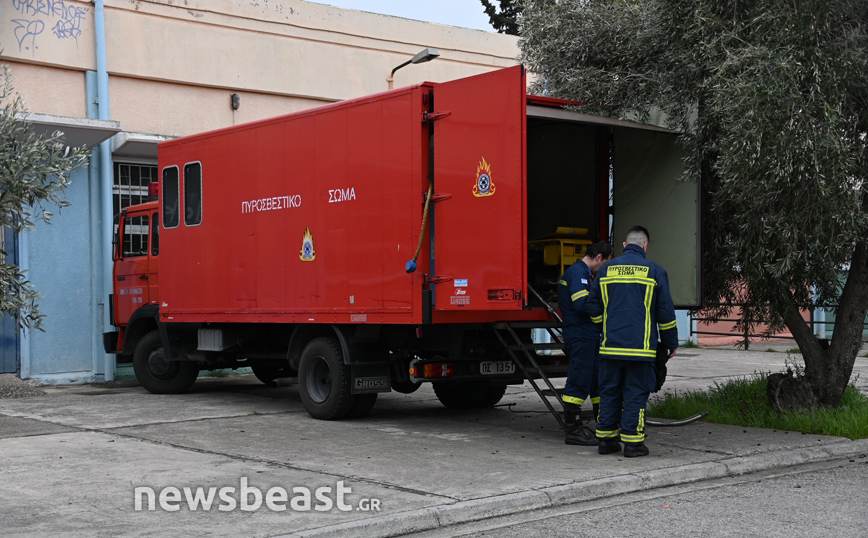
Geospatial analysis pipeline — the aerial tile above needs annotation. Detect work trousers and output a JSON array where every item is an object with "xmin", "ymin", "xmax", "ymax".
[
  {"xmin": 561, "ymin": 337, "xmax": 600, "ymax": 409},
  {"xmin": 596, "ymin": 359, "xmax": 655, "ymax": 444}
]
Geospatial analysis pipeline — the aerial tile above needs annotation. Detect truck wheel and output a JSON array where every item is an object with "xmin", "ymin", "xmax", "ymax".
[
  {"xmin": 478, "ymin": 384, "xmax": 508, "ymax": 407},
  {"xmin": 133, "ymin": 330, "xmax": 199, "ymax": 394},
  {"xmin": 391, "ymin": 378, "xmax": 422, "ymax": 394},
  {"xmin": 433, "ymin": 381, "xmax": 485, "ymax": 409},
  {"xmin": 348, "ymin": 393, "xmax": 378, "ymax": 418},
  {"xmin": 251, "ymin": 362, "xmax": 295, "ymax": 385},
  {"xmin": 298, "ymin": 337, "xmax": 354, "ymax": 420}
]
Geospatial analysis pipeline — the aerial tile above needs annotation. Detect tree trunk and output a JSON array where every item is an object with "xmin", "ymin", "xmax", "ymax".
[{"xmin": 781, "ymin": 241, "xmax": 868, "ymax": 407}]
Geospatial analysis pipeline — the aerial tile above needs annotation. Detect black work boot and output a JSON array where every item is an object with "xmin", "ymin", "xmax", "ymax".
[
  {"xmin": 566, "ymin": 422, "xmax": 600, "ymax": 446},
  {"xmin": 598, "ymin": 438, "xmax": 621, "ymax": 454},
  {"xmin": 623, "ymin": 442, "xmax": 650, "ymax": 458},
  {"xmin": 564, "ymin": 405, "xmax": 599, "ymax": 446}
]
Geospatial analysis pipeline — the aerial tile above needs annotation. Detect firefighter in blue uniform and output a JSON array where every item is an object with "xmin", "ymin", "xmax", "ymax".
[
  {"xmin": 557, "ymin": 240, "xmax": 613, "ymax": 446},
  {"xmin": 583, "ymin": 226, "xmax": 678, "ymax": 457}
]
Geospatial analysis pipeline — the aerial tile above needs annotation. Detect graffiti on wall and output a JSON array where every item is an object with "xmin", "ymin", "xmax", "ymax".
[{"xmin": 10, "ymin": 0, "xmax": 90, "ymax": 56}]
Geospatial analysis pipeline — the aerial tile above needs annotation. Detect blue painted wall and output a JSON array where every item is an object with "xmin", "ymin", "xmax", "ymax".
[{"xmin": 25, "ymin": 164, "xmax": 99, "ymax": 383}]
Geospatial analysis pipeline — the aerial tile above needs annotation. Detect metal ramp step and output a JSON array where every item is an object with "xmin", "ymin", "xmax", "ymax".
[
  {"xmin": 526, "ymin": 365, "xmax": 569, "ymax": 377},
  {"xmin": 492, "ymin": 314, "xmax": 568, "ymax": 431},
  {"xmin": 509, "ymin": 342, "xmax": 565, "ymax": 351}
]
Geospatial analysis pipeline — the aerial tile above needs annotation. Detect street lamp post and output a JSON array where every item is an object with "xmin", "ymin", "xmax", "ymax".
[{"xmin": 388, "ymin": 47, "xmax": 440, "ymax": 89}]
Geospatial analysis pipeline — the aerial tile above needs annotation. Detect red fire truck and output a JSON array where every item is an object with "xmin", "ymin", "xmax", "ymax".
[{"xmin": 104, "ymin": 66, "xmax": 700, "ymax": 420}]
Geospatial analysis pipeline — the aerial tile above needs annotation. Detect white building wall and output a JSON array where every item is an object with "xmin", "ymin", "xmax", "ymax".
[{"xmin": 0, "ymin": 0, "xmax": 519, "ymax": 382}]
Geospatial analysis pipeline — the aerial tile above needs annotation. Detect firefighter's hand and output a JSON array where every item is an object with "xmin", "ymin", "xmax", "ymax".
[{"xmin": 668, "ymin": 349, "xmax": 677, "ymax": 359}]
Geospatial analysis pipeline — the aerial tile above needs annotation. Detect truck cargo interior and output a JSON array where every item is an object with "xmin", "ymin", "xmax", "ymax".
[
  {"xmin": 524, "ymin": 105, "xmax": 701, "ymax": 309},
  {"xmin": 526, "ymin": 117, "xmax": 603, "ymax": 304}
]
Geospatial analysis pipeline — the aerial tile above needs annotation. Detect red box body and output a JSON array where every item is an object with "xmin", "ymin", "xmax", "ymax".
[{"xmin": 157, "ymin": 66, "xmax": 537, "ymax": 325}]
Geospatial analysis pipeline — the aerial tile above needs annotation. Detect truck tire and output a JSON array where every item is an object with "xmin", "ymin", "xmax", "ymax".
[
  {"xmin": 348, "ymin": 393, "xmax": 378, "ymax": 418},
  {"xmin": 433, "ymin": 381, "xmax": 486, "ymax": 409},
  {"xmin": 298, "ymin": 337, "xmax": 354, "ymax": 420},
  {"xmin": 391, "ymin": 378, "xmax": 422, "ymax": 394},
  {"xmin": 133, "ymin": 330, "xmax": 199, "ymax": 394},
  {"xmin": 478, "ymin": 384, "xmax": 508, "ymax": 407}
]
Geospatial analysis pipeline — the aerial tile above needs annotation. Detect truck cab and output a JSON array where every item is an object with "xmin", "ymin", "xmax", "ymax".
[{"xmin": 106, "ymin": 201, "xmax": 160, "ymax": 355}]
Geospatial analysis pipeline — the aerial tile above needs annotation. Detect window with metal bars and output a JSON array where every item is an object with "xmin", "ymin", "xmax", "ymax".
[
  {"xmin": 122, "ymin": 214, "xmax": 150, "ymax": 257},
  {"xmin": 114, "ymin": 162, "xmax": 157, "ymax": 248}
]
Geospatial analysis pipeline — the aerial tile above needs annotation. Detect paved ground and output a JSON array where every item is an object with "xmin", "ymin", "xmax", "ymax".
[
  {"xmin": 0, "ymin": 342, "xmax": 866, "ymax": 537},
  {"xmin": 432, "ymin": 459, "xmax": 868, "ymax": 537}
]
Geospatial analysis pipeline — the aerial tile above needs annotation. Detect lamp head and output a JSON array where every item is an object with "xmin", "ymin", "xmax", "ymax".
[{"xmin": 410, "ymin": 48, "xmax": 440, "ymax": 65}]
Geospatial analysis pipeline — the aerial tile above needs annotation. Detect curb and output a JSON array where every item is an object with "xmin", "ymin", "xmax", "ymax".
[{"xmin": 281, "ymin": 439, "xmax": 868, "ymax": 538}]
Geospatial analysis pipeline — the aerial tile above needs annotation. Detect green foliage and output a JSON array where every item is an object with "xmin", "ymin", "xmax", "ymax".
[
  {"xmin": 521, "ymin": 0, "xmax": 868, "ymax": 404},
  {"xmin": 681, "ymin": 339, "xmax": 699, "ymax": 348},
  {"xmin": 0, "ymin": 63, "xmax": 88, "ymax": 331},
  {"xmin": 649, "ymin": 374, "xmax": 868, "ymax": 440},
  {"xmin": 480, "ymin": 0, "xmax": 524, "ymax": 35},
  {"xmin": 520, "ymin": 0, "xmax": 868, "ymax": 308}
]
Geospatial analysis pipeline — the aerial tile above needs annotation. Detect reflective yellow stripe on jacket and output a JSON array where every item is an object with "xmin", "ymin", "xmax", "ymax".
[
  {"xmin": 599, "ymin": 347, "xmax": 656, "ymax": 358},
  {"xmin": 571, "ymin": 290, "xmax": 588, "ymax": 302}
]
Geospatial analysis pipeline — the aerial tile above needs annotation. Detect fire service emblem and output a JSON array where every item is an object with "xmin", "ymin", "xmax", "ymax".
[
  {"xmin": 472, "ymin": 157, "xmax": 496, "ymax": 197},
  {"xmin": 299, "ymin": 227, "xmax": 316, "ymax": 261}
]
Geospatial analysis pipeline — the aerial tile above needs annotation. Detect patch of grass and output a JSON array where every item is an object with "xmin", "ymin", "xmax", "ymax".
[
  {"xmin": 681, "ymin": 340, "xmax": 699, "ymax": 349},
  {"xmin": 786, "ymin": 348, "xmax": 801, "ymax": 354},
  {"xmin": 248, "ymin": 411, "xmax": 262, "ymax": 416},
  {"xmin": 648, "ymin": 374, "xmax": 868, "ymax": 440},
  {"xmin": 764, "ymin": 348, "xmax": 777, "ymax": 352}
]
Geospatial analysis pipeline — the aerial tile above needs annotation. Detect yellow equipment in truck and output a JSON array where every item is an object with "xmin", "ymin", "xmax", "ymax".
[{"xmin": 528, "ymin": 227, "xmax": 593, "ymax": 277}]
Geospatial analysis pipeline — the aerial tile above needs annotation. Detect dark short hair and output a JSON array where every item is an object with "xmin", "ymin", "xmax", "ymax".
[
  {"xmin": 625, "ymin": 225, "xmax": 649, "ymax": 245},
  {"xmin": 586, "ymin": 240, "xmax": 613, "ymax": 260}
]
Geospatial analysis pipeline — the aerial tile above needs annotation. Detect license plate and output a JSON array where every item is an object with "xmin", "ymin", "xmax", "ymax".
[{"xmin": 480, "ymin": 361, "xmax": 515, "ymax": 375}]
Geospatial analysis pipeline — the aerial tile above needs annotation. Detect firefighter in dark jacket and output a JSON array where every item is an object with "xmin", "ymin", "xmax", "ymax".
[
  {"xmin": 557, "ymin": 240, "xmax": 613, "ymax": 446},
  {"xmin": 583, "ymin": 226, "xmax": 678, "ymax": 457}
]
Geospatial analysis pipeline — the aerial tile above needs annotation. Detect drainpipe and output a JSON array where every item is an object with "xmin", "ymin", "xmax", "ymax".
[
  {"xmin": 94, "ymin": 0, "xmax": 115, "ymax": 381},
  {"xmin": 85, "ymin": 72, "xmax": 104, "ymax": 380}
]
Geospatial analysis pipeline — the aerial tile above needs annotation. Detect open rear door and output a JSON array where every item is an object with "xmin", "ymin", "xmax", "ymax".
[
  {"xmin": 612, "ymin": 128, "xmax": 701, "ymax": 308},
  {"xmin": 429, "ymin": 66, "xmax": 526, "ymax": 313}
]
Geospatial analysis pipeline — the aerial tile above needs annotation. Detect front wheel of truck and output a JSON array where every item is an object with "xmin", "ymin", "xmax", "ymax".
[
  {"xmin": 298, "ymin": 337, "xmax": 354, "ymax": 420},
  {"xmin": 133, "ymin": 330, "xmax": 199, "ymax": 394}
]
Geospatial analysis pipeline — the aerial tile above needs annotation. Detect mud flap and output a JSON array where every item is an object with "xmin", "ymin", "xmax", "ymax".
[{"xmin": 351, "ymin": 363, "xmax": 391, "ymax": 394}]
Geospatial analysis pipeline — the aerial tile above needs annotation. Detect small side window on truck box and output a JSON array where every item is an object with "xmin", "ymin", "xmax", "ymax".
[
  {"xmin": 162, "ymin": 166, "xmax": 180, "ymax": 229},
  {"xmin": 184, "ymin": 162, "xmax": 202, "ymax": 226}
]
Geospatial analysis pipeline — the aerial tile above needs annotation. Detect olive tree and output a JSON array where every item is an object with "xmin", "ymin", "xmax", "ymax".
[
  {"xmin": 520, "ymin": 0, "xmax": 868, "ymax": 407},
  {"xmin": 480, "ymin": 0, "xmax": 522, "ymax": 34},
  {"xmin": 0, "ymin": 63, "xmax": 88, "ymax": 331}
]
